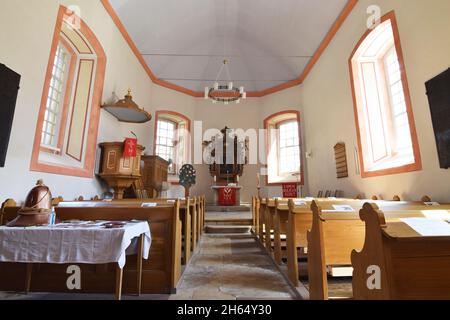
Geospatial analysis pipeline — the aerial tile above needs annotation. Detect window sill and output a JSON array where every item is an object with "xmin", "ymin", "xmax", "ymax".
[
  {"xmin": 40, "ymin": 146, "xmax": 62, "ymax": 155},
  {"xmin": 362, "ymin": 160, "xmax": 422, "ymax": 178},
  {"xmin": 267, "ymin": 175, "xmax": 303, "ymax": 186}
]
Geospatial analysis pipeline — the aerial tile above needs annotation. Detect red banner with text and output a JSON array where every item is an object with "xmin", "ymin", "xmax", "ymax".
[
  {"xmin": 282, "ymin": 183, "xmax": 298, "ymax": 198},
  {"xmin": 123, "ymin": 138, "xmax": 138, "ymax": 157}
]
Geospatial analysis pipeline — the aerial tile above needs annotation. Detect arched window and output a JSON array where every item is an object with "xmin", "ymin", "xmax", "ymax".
[
  {"xmin": 153, "ymin": 111, "xmax": 191, "ymax": 176},
  {"xmin": 349, "ymin": 12, "xmax": 421, "ymax": 178},
  {"xmin": 264, "ymin": 110, "xmax": 303, "ymax": 185},
  {"xmin": 30, "ymin": 6, "xmax": 106, "ymax": 177}
]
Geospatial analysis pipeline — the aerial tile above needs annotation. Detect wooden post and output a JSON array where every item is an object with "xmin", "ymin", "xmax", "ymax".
[
  {"xmin": 115, "ymin": 264, "xmax": 123, "ymax": 300},
  {"xmin": 287, "ymin": 200, "xmax": 299, "ymax": 287},
  {"xmin": 25, "ymin": 263, "xmax": 33, "ymax": 294},
  {"xmin": 183, "ymin": 200, "xmax": 191, "ymax": 264},
  {"xmin": 307, "ymin": 201, "xmax": 328, "ymax": 300},
  {"xmin": 136, "ymin": 234, "xmax": 144, "ymax": 296},
  {"xmin": 191, "ymin": 200, "xmax": 197, "ymax": 252}
]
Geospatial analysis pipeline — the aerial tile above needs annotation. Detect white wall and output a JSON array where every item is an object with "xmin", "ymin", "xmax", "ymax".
[
  {"xmin": 190, "ymin": 97, "xmax": 263, "ymax": 203},
  {"xmin": 2, "ymin": 0, "xmax": 448, "ymax": 204},
  {"xmin": 0, "ymin": 0, "xmax": 195, "ymax": 202},
  {"xmin": 300, "ymin": 0, "xmax": 450, "ymax": 202}
]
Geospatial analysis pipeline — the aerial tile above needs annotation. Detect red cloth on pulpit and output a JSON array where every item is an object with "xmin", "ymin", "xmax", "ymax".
[
  {"xmin": 218, "ymin": 187, "xmax": 236, "ymax": 206},
  {"xmin": 123, "ymin": 138, "xmax": 138, "ymax": 157},
  {"xmin": 282, "ymin": 183, "xmax": 298, "ymax": 198}
]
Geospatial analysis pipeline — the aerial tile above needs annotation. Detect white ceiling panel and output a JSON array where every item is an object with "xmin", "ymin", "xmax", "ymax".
[{"xmin": 109, "ymin": 0, "xmax": 349, "ymax": 92}]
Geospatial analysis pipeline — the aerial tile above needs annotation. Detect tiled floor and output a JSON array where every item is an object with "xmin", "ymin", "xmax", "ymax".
[{"xmin": 170, "ymin": 233, "xmax": 297, "ymax": 300}]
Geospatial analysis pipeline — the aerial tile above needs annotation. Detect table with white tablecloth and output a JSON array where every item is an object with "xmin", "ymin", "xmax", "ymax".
[{"xmin": 0, "ymin": 221, "xmax": 151, "ymax": 299}]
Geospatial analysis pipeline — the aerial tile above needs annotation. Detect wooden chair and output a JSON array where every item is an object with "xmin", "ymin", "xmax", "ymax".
[
  {"xmin": 421, "ymin": 195, "xmax": 432, "ymax": 202},
  {"xmin": 352, "ymin": 203, "xmax": 450, "ymax": 299},
  {"xmin": 392, "ymin": 195, "xmax": 401, "ymax": 201},
  {"xmin": 317, "ymin": 191, "xmax": 323, "ymax": 198}
]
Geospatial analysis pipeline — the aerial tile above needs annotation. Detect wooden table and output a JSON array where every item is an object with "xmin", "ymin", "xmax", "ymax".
[{"xmin": 0, "ymin": 222, "xmax": 151, "ymax": 300}]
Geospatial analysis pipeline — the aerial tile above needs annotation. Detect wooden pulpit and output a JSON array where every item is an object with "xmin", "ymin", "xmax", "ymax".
[{"xmin": 98, "ymin": 142, "xmax": 144, "ymax": 199}]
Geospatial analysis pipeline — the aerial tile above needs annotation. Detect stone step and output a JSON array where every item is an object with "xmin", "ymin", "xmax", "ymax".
[
  {"xmin": 205, "ymin": 219, "xmax": 253, "ymax": 226},
  {"xmin": 205, "ymin": 225, "xmax": 252, "ymax": 234},
  {"xmin": 205, "ymin": 205, "xmax": 250, "ymax": 212}
]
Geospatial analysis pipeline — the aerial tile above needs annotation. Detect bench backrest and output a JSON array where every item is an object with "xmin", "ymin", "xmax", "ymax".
[
  {"xmin": 352, "ymin": 203, "xmax": 450, "ymax": 300},
  {"xmin": 307, "ymin": 200, "xmax": 450, "ymax": 300}
]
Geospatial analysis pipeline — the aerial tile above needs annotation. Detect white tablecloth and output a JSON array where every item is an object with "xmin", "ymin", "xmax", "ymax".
[{"xmin": 0, "ymin": 221, "xmax": 151, "ymax": 268}]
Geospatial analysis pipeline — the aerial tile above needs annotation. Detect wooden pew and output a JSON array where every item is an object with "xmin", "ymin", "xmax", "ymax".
[
  {"xmin": 307, "ymin": 199, "xmax": 450, "ymax": 300},
  {"xmin": 60, "ymin": 198, "xmax": 197, "ymax": 264},
  {"xmin": 254, "ymin": 197, "xmax": 261, "ymax": 236},
  {"xmin": 251, "ymin": 196, "xmax": 260, "ymax": 235},
  {"xmin": 0, "ymin": 201, "xmax": 182, "ymax": 294},
  {"xmin": 272, "ymin": 198, "xmax": 311, "ymax": 266},
  {"xmin": 1, "ymin": 199, "xmax": 17, "ymax": 226},
  {"xmin": 283, "ymin": 199, "xmax": 316, "ymax": 286},
  {"xmin": 264, "ymin": 198, "xmax": 276, "ymax": 252},
  {"xmin": 196, "ymin": 196, "xmax": 203, "ymax": 238},
  {"xmin": 258, "ymin": 198, "xmax": 267, "ymax": 243},
  {"xmin": 252, "ymin": 196, "xmax": 256, "ymax": 233},
  {"xmin": 352, "ymin": 203, "xmax": 450, "ymax": 300}
]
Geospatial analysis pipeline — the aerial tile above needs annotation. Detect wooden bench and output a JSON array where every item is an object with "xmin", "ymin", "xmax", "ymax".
[
  {"xmin": 307, "ymin": 199, "xmax": 450, "ymax": 300},
  {"xmin": 59, "ymin": 197, "xmax": 199, "ymax": 265},
  {"xmin": 258, "ymin": 198, "xmax": 268, "ymax": 243},
  {"xmin": 0, "ymin": 201, "xmax": 182, "ymax": 295},
  {"xmin": 1, "ymin": 199, "xmax": 17, "ymax": 226},
  {"xmin": 264, "ymin": 199, "xmax": 276, "ymax": 251},
  {"xmin": 352, "ymin": 203, "xmax": 450, "ymax": 299}
]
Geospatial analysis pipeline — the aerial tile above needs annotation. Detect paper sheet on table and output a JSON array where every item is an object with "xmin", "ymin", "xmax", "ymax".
[
  {"xmin": 294, "ymin": 201, "xmax": 307, "ymax": 206},
  {"xmin": 322, "ymin": 205, "xmax": 355, "ymax": 212},
  {"xmin": 424, "ymin": 202, "xmax": 440, "ymax": 206},
  {"xmin": 420, "ymin": 210, "xmax": 450, "ymax": 220},
  {"xmin": 141, "ymin": 203, "xmax": 157, "ymax": 207},
  {"xmin": 400, "ymin": 218, "xmax": 450, "ymax": 236}
]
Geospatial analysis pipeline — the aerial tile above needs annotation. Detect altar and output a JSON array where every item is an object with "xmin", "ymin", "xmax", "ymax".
[{"xmin": 211, "ymin": 186, "xmax": 242, "ymax": 206}]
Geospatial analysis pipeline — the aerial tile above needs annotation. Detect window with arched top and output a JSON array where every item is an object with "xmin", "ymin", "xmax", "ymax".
[
  {"xmin": 349, "ymin": 11, "xmax": 421, "ymax": 178},
  {"xmin": 153, "ymin": 111, "xmax": 191, "ymax": 176},
  {"xmin": 264, "ymin": 110, "xmax": 303, "ymax": 185},
  {"xmin": 30, "ymin": 6, "xmax": 106, "ymax": 177}
]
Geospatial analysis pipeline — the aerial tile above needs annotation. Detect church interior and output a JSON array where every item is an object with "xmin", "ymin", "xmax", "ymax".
[{"xmin": 1, "ymin": 0, "xmax": 450, "ymax": 301}]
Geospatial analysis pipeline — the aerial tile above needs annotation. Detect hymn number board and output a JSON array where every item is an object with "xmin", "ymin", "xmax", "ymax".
[{"xmin": 334, "ymin": 143, "xmax": 349, "ymax": 179}]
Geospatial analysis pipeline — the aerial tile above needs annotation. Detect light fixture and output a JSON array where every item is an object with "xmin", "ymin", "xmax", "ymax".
[{"xmin": 204, "ymin": 60, "xmax": 247, "ymax": 104}]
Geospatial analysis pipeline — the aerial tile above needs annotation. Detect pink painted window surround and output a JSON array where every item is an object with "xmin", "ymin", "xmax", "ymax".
[
  {"xmin": 349, "ymin": 12, "xmax": 421, "ymax": 178},
  {"xmin": 153, "ymin": 111, "xmax": 191, "ymax": 176},
  {"xmin": 264, "ymin": 110, "xmax": 303, "ymax": 186},
  {"xmin": 30, "ymin": 6, "xmax": 106, "ymax": 178}
]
